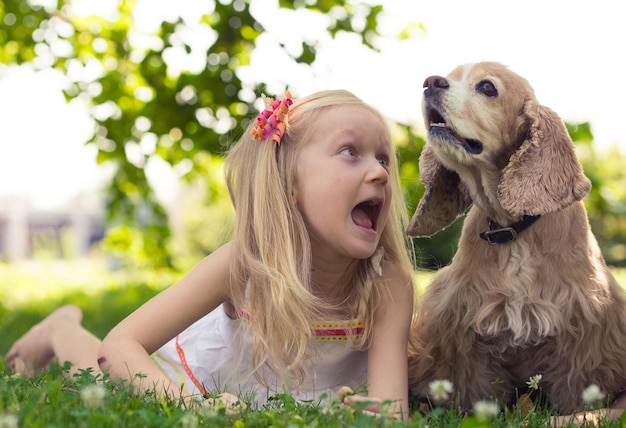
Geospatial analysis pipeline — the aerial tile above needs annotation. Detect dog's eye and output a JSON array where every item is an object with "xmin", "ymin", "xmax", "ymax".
[{"xmin": 476, "ymin": 80, "xmax": 498, "ymax": 97}]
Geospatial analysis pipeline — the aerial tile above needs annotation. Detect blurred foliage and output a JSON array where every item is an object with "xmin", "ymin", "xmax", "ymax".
[
  {"xmin": 393, "ymin": 123, "xmax": 464, "ymax": 269},
  {"xmin": 1, "ymin": 0, "xmax": 625, "ymax": 270},
  {"xmin": 568, "ymin": 122, "xmax": 626, "ymax": 267},
  {"xmin": 167, "ymin": 153, "xmax": 235, "ymax": 272}
]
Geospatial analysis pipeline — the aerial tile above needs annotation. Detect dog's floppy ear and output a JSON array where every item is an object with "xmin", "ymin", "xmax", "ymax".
[
  {"xmin": 407, "ymin": 144, "xmax": 472, "ymax": 237},
  {"xmin": 498, "ymin": 101, "xmax": 591, "ymax": 217}
]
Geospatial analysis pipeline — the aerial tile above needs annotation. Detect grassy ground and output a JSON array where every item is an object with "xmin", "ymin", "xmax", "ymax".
[{"xmin": 1, "ymin": 260, "xmax": 625, "ymax": 427}]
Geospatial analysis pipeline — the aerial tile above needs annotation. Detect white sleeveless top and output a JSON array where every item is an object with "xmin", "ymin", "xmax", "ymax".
[{"xmin": 152, "ymin": 304, "xmax": 368, "ymax": 405}]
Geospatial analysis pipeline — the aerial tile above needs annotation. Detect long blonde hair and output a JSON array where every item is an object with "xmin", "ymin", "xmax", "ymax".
[{"xmin": 224, "ymin": 89, "xmax": 413, "ymax": 385}]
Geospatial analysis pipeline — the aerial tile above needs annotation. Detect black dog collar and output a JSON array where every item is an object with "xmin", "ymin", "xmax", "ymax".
[{"xmin": 479, "ymin": 215, "xmax": 541, "ymax": 244}]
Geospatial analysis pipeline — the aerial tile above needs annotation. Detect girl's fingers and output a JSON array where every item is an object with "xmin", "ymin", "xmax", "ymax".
[
  {"xmin": 202, "ymin": 392, "xmax": 246, "ymax": 415},
  {"xmin": 341, "ymin": 391, "xmax": 384, "ymax": 414},
  {"xmin": 338, "ymin": 389, "xmax": 403, "ymax": 420},
  {"xmin": 337, "ymin": 386, "xmax": 354, "ymax": 401},
  {"xmin": 219, "ymin": 392, "xmax": 245, "ymax": 408}
]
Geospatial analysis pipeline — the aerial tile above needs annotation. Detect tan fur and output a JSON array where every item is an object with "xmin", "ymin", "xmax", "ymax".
[{"xmin": 407, "ymin": 62, "xmax": 626, "ymax": 412}]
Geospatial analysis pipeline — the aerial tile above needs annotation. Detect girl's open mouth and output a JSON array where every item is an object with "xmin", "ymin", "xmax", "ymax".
[{"xmin": 351, "ymin": 200, "xmax": 381, "ymax": 231}]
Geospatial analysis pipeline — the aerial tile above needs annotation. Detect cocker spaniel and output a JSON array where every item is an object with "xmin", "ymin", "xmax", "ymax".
[{"xmin": 406, "ymin": 61, "xmax": 626, "ymax": 413}]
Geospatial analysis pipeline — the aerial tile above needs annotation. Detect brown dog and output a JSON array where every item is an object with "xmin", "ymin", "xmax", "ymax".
[{"xmin": 407, "ymin": 61, "xmax": 626, "ymax": 412}]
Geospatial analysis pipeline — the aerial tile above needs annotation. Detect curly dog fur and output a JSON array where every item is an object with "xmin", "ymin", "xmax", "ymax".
[{"xmin": 407, "ymin": 61, "xmax": 626, "ymax": 412}]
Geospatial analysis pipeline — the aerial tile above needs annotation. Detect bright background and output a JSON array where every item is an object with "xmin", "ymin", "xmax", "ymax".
[{"xmin": 1, "ymin": 0, "xmax": 624, "ymax": 209}]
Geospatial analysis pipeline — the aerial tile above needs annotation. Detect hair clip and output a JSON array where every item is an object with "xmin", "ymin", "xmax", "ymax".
[{"xmin": 249, "ymin": 91, "xmax": 293, "ymax": 145}]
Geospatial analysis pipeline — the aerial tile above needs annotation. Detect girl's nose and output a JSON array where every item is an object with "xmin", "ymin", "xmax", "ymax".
[{"xmin": 368, "ymin": 158, "xmax": 389, "ymax": 184}]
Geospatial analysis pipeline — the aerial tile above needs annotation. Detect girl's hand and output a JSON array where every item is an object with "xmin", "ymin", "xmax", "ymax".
[
  {"xmin": 202, "ymin": 392, "xmax": 246, "ymax": 414},
  {"xmin": 550, "ymin": 409, "xmax": 618, "ymax": 426},
  {"xmin": 550, "ymin": 392, "xmax": 626, "ymax": 426},
  {"xmin": 338, "ymin": 386, "xmax": 397, "ymax": 418},
  {"xmin": 550, "ymin": 406, "xmax": 626, "ymax": 427}
]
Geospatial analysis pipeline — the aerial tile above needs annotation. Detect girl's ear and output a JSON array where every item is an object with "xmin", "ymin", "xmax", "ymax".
[
  {"xmin": 406, "ymin": 144, "xmax": 472, "ymax": 237},
  {"xmin": 498, "ymin": 102, "xmax": 591, "ymax": 216}
]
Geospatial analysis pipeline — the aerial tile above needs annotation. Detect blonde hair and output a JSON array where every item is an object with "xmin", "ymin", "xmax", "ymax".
[{"xmin": 224, "ymin": 89, "xmax": 413, "ymax": 386}]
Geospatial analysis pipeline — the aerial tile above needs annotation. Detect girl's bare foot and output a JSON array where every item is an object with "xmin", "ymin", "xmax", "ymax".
[{"xmin": 5, "ymin": 305, "xmax": 83, "ymax": 376}]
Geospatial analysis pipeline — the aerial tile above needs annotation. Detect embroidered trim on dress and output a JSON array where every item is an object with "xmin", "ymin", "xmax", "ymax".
[
  {"xmin": 175, "ymin": 334, "xmax": 209, "ymax": 397},
  {"xmin": 238, "ymin": 310, "xmax": 364, "ymax": 342}
]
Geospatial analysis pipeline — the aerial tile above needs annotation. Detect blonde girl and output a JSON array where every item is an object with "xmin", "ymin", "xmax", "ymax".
[{"xmin": 6, "ymin": 89, "xmax": 414, "ymax": 418}]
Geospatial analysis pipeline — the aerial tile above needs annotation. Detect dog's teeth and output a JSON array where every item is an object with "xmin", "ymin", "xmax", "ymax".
[{"xmin": 431, "ymin": 123, "xmax": 447, "ymax": 128}]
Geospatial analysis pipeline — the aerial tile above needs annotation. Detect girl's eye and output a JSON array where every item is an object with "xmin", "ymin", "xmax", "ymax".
[
  {"xmin": 377, "ymin": 155, "xmax": 390, "ymax": 169},
  {"xmin": 340, "ymin": 147, "xmax": 356, "ymax": 157}
]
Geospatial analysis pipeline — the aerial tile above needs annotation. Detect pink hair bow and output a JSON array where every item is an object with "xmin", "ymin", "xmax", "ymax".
[{"xmin": 249, "ymin": 91, "xmax": 293, "ymax": 145}]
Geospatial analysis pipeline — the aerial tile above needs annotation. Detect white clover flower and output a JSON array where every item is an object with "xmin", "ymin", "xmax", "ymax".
[
  {"xmin": 197, "ymin": 406, "xmax": 218, "ymax": 419},
  {"xmin": 428, "ymin": 379, "xmax": 454, "ymax": 404},
  {"xmin": 180, "ymin": 413, "xmax": 199, "ymax": 428},
  {"xmin": 81, "ymin": 384, "xmax": 106, "ymax": 408},
  {"xmin": 473, "ymin": 400, "xmax": 499, "ymax": 421},
  {"xmin": 526, "ymin": 374, "xmax": 542, "ymax": 390},
  {"xmin": 0, "ymin": 413, "xmax": 18, "ymax": 428},
  {"xmin": 582, "ymin": 384, "xmax": 606, "ymax": 404}
]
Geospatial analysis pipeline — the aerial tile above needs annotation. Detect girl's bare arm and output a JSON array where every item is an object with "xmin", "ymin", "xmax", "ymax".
[
  {"xmin": 341, "ymin": 263, "xmax": 413, "ymax": 420},
  {"xmin": 97, "ymin": 242, "xmax": 234, "ymax": 400}
]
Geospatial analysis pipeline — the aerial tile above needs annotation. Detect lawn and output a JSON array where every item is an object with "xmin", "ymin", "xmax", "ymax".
[{"xmin": 1, "ymin": 260, "xmax": 625, "ymax": 427}]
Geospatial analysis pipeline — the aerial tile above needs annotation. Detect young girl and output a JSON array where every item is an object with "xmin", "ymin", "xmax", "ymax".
[{"xmin": 5, "ymin": 90, "xmax": 415, "ymax": 418}]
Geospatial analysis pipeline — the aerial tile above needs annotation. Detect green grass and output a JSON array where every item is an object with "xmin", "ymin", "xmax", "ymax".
[
  {"xmin": 0, "ymin": 363, "xmax": 422, "ymax": 427},
  {"xmin": 1, "ymin": 260, "xmax": 626, "ymax": 427}
]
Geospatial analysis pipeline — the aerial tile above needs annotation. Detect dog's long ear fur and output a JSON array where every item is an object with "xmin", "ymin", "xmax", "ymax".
[
  {"xmin": 407, "ymin": 144, "xmax": 472, "ymax": 237},
  {"xmin": 498, "ymin": 100, "xmax": 591, "ymax": 216}
]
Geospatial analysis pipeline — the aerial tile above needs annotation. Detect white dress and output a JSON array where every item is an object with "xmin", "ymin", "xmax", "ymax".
[{"xmin": 152, "ymin": 304, "xmax": 368, "ymax": 405}]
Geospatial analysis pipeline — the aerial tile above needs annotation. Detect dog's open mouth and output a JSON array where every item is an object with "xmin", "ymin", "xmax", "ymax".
[
  {"xmin": 351, "ymin": 200, "xmax": 381, "ymax": 231},
  {"xmin": 428, "ymin": 108, "xmax": 483, "ymax": 155}
]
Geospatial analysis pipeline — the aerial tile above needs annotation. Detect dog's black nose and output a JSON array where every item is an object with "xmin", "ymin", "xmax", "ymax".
[{"xmin": 423, "ymin": 75, "xmax": 449, "ymax": 97}]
